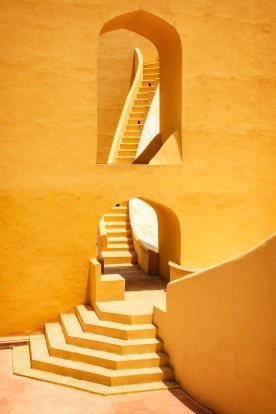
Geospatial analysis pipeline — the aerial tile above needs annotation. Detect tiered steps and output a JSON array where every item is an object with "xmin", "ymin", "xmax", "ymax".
[
  {"xmin": 116, "ymin": 60, "xmax": 160, "ymax": 164},
  {"xmin": 13, "ymin": 303, "xmax": 179, "ymax": 395},
  {"xmin": 101, "ymin": 202, "xmax": 138, "ymax": 265}
]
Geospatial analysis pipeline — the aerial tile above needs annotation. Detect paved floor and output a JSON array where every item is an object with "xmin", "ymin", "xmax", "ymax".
[{"xmin": 0, "ymin": 349, "xmax": 212, "ymax": 414}]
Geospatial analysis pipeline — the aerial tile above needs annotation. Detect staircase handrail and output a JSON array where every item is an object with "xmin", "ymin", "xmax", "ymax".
[{"xmin": 108, "ymin": 47, "xmax": 144, "ymax": 163}]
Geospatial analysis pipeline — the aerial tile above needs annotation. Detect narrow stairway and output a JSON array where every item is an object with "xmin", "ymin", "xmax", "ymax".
[
  {"xmin": 13, "ymin": 286, "xmax": 179, "ymax": 395},
  {"xmin": 100, "ymin": 201, "xmax": 138, "ymax": 265},
  {"xmin": 116, "ymin": 60, "xmax": 160, "ymax": 164}
]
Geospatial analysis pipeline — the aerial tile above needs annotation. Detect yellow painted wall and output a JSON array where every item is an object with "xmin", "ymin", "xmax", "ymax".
[
  {"xmin": 0, "ymin": 0, "xmax": 275, "ymax": 335},
  {"xmin": 155, "ymin": 234, "xmax": 276, "ymax": 414}
]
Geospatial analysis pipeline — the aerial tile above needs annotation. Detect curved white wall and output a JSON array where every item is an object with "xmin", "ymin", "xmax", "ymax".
[{"xmin": 129, "ymin": 198, "xmax": 158, "ymax": 249}]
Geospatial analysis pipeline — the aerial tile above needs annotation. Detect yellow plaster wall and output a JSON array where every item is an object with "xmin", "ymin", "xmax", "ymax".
[
  {"xmin": 0, "ymin": 0, "xmax": 275, "ymax": 335},
  {"xmin": 155, "ymin": 234, "xmax": 276, "ymax": 414}
]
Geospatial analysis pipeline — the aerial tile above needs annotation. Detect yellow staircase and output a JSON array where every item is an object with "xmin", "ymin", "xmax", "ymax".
[
  {"xmin": 13, "ymin": 303, "xmax": 179, "ymax": 395},
  {"xmin": 100, "ymin": 201, "xmax": 138, "ymax": 265},
  {"xmin": 116, "ymin": 61, "xmax": 160, "ymax": 164}
]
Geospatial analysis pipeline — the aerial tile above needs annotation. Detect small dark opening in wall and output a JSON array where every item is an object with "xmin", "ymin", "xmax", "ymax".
[
  {"xmin": 138, "ymin": 120, "xmax": 140, "ymax": 124},
  {"xmin": 149, "ymin": 82, "xmax": 151, "ymax": 87}
]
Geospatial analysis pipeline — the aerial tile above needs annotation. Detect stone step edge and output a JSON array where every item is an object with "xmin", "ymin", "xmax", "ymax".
[
  {"xmin": 94, "ymin": 302, "xmax": 153, "ymax": 325},
  {"xmin": 46, "ymin": 324, "xmax": 169, "ymax": 369},
  {"xmin": 76, "ymin": 305, "xmax": 157, "ymax": 334},
  {"xmin": 101, "ymin": 251, "xmax": 137, "ymax": 257},
  {"xmin": 60, "ymin": 314, "xmax": 162, "ymax": 349},
  {"xmin": 30, "ymin": 335, "xmax": 173, "ymax": 384},
  {"xmin": 13, "ymin": 346, "xmax": 180, "ymax": 396}
]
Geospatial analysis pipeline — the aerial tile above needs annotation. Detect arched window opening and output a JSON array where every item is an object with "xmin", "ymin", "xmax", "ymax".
[
  {"xmin": 97, "ymin": 197, "xmax": 180, "ymax": 280},
  {"xmin": 97, "ymin": 11, "xmax": 182, "ymax": 164}
]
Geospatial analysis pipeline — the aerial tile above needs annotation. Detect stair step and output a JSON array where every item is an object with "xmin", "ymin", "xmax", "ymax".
[
  {"xmin": 128, "ymin": 118, "xmax": 145, "ymax": 125},
  {"xmin": 121, "ymin": 137, "xmax": 140, "ymax": 144},
  {"xmin": 94, "ymin": 302, "xmax": 153, "ymax": 325},
  {"xmin": 14, "ymin": 346, "xmax": 179, "ymax": 395},
  {"xmin": 104, "ymin": 213, "xmax": 129, "ymax": 222},
  {"xmin": 120, "ymin": 143, "xmax": 139, "ymax": 150},
  {"xmin": 105, "ymin": 228, "xmax": 132, "ymax": 237},
  {"xmin": 110, "ymin": 205, "xmax": 128, "ymax": 212},
  {"xmin": 143, "ymin": 74, "xmax": 159, "ymax": 81},
  {"xmin": 124, "ymin": 131, "xmax": 140, "ymax": 137},
  {"xmin": 31, "ymin": 334, "xmax": 173, "ymax": 386},
  {"xmin": 137, "ymin": 93, "xmax": 148, "ymax": 99},
  {"xmin": 105, "ymin": 222, "xmax": 130, "ymax": 230},
  {"xmin": 131, "ymin": 105, "xmax": 145, "ymax": 113},
  {"xmin": 118, "ymin": 150, "xmax": 137, "ymax": 157},
  {"xmin": 112, "ymin": 200, "xmax": 128, "ymax": 207},
  {"xmin": 138, "ymin": 86, "xmax": 154, "ymax": 93},
  {"xmin": 129, "ymin": 112, "xmax": 145, "ymax": 119},
  {"xmin": 107, "ymin": 236, "xmax": 133, "ymax": 243},
  {"xmin": 134, "ymin": 99, "xmax": 148, "ymax": 106},
  {"xmin": 117, "ymin": 157, "xmax": 135, "ymax": 164},
  {"xmin": 46, "ymin": 322, "xmax": 167, "ymax": 370},
  {"xmin": 106, "ymin": 243, "xmax": 134, "ymax": 251},
  {"xmin": 125, "ymin": 124, "xmax": 143, "ymax": 131},
  {"xmin": 75, "ymin": 305, "xmax": 157, "ymax": 340},
  {"xmin": 101, "ymin": 250, "xmax": 137, "ymax": 264},
  {"xmin": 60, "ymin": 314, "xmax": 162, "ymax": 355},
  {"xmin": 143, "ymin": 68, "xmax": 160, "ymax": 75},
  {"xmin": 142, "ymin": 79, "xmax": 160, "ymax": 87},
  {"xmin": 143, "ymin": 62, "xmax": 160, "ymax": 69}
]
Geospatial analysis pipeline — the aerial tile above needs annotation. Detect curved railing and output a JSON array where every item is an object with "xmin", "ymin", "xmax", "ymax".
[{"xmin": 108, "ymin": 48, "xmax": 144, "ymax": 163}]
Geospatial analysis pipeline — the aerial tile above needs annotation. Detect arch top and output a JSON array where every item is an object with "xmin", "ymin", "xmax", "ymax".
[{"xmin": 100, "ymin": 10, "xmax": 181, "ymax": 53}]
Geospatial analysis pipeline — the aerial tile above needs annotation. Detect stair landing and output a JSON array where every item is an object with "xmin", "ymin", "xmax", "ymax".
[{"xmin": 95, "ymin": 264, "xmax": 166, "ymax": 324}]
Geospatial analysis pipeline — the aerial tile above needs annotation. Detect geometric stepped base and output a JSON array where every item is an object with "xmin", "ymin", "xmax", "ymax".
[
  {"xmin": 13, "ymin": 346, "xmax": 180, "ymax": 396},
  {"xmin": 46, "ymin": 323, "xmax": 170, "ymax": 370},
  {"xmin": 13, "ymin": 299, "xmax": 179, "ymax": 395},
  {"xmin": 30, "ymin": 335, "xmax": 174, "ymax": 386}
]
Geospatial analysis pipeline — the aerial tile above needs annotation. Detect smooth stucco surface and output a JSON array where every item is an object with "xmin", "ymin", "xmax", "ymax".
[{"xmin": 155, "ymin": 234, "xmax": 276, "ymax": 414}]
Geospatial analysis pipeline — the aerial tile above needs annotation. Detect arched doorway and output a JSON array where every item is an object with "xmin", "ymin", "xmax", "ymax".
[
  {"xmin": 97, "ymin": 10, "xmax": 182, "ymax": 163},
  {"xmin": 97, "ymin": 197, "xmax": 181, "ymax": 280}
]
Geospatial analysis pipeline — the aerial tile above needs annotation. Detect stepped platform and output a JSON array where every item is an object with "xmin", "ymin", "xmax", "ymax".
[{"xmin": 12, "ymin": 264, "xmax": 176, "ymax": 396}]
